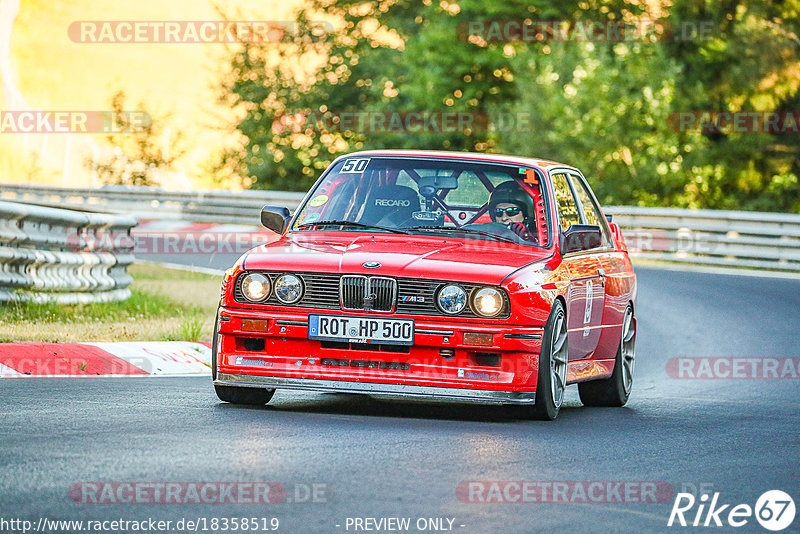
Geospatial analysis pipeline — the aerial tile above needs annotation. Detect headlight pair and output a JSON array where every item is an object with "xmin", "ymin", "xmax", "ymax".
[
  {"xmin": 435, "ymin": 284, "xmax": 505, "ymax": 317},
  {"xmin": 240, "ymin": 273, "xmax": 304, "ymax": 304}
]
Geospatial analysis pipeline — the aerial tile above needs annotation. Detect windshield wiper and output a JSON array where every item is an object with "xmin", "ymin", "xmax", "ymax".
[
  {"xmin": 296, "ymin": 220, "xmax": 409, "ymax": 235},
  {"xmin": 410, "ymin": 226, "xmax": 518, "ymax": 244}
]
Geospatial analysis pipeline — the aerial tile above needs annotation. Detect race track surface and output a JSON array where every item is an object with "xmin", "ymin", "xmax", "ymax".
[{"xmin": 1, "ymin": 267, "xmax": 798, "ymax": 533}]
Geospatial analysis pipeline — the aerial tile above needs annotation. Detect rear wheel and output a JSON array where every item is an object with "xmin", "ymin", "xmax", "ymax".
[
  {"xmin": 578, "ymin": 304, "xmax": 636, "ymax": 407},
  {"xmin": 529, "ymin": 300, "xmax": 569, "ymax": 420}
]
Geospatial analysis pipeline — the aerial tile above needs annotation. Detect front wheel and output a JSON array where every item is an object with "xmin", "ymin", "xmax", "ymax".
[
  {"xmin": 578, "ymin": 304, "xmax": 636, "ymax": 407},
  {"xmin": 529, "ymin": 300, "xmax": 569, "ymax": 420},
  {"xmin": 214, "ymin": 385, "xmax": 275, "ymax": 405},
  {"xmin": 211, "ymin": 308, "xmax": 220, "ymax": 381},
  {"xmin": 211, "ymin": 308, "xmax": 275, "ymax": 406}
]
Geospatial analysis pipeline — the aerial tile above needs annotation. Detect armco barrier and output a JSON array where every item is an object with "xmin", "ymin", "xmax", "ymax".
[
  {"xmin": 0, "ymin": 183, "xmax": 306, "ymax": 224},
  {"xmin": 605, "ymin": 206, "xmax": 800, "ymax": 272},
  {"xmin": 0, "ymin": 200, "xmax": 137, "ymax": 303},
  {"xmin": 1, "ymin": 184, "xmax": 798, "ymax": 273}
]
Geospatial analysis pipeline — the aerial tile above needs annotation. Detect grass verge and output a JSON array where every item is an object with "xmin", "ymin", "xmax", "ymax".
[{"xmin": 0, "ymin": 264, "xmax": 221, "ymax": 343}]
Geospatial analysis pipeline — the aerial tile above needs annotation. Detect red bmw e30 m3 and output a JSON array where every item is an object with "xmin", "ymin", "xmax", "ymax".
[{"xmin": 213, "ymin": 150, "xmax": 636, "ymax": 420}]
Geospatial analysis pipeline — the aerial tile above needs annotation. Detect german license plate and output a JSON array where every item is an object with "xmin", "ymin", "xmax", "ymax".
[{"xmin": 308, "ymin": 315, "xmax": 414, "ymax": 345}]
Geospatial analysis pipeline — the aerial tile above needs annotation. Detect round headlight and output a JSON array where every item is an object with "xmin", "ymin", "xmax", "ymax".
[
  {"xmin": 241, "ymin": 273, "xmax": 270, "ymax": 302},
  {"xmin": 472, "ymin": 287, "xmax": 504, "ymax": 317},
  {"xmin": 275, "ymin": 274, "xmax": 304, "ymax": 304},
  {"xmin": 436, "ymin": 284, "xmax": 467, "ymax": 315}
]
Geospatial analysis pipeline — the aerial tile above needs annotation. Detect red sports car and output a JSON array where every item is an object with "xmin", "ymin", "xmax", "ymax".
[{"xmin": 213, "ymin": 150, "xmax": 636, "ymax": 419}]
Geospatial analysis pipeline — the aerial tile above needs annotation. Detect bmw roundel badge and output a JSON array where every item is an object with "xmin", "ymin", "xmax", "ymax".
[{"xmin": 362, "ymin": 261, "xmax": 381, "ymax": 269}]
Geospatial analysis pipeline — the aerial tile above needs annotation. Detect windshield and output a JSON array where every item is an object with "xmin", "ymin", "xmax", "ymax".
[{"xmin": 291, "ymin": 156, "xmax": 551, "ymax": 247}]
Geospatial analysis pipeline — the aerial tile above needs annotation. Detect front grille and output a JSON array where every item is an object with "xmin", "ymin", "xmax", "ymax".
[
  {"xmin": 302, "ymin": 274, "xmax": 341, "ymax": 309},
  {"xmin": 340, "ymin": 275, "xmax": 396, "ymax": 312},
  {"xmin": 340, "ymin": 276, "xmax": 366, "ymax": 310},
  {"xmin": 233, "ymin": 272, "xmax": 509, "ymax": 319}
]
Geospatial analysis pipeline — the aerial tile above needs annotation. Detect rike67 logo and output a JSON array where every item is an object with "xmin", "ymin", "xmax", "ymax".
[{"xmin": 668, "ymin": 490, "xmax": 795, "ymax": 531}]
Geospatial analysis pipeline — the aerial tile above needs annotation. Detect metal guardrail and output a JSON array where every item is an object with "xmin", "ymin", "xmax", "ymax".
[
  {"xmin": 1, "ymin": 183, "xmax": 798, "ymax": 273},
  {"xmin": 605, "ymin": 206, "xmax": 800, "ymax": 272},
  {"xmin": 0, "ymin": 183, "xmax": 306, "ymax": 224},
  {"xmin": 0, "ymin": 200, "xmax": 137, "ymax": 303}
]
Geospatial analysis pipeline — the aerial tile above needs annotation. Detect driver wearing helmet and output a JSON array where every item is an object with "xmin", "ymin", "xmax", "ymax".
[{"xmin": 488, "ymin": 181, "xmax": 536, "ymax": 241}]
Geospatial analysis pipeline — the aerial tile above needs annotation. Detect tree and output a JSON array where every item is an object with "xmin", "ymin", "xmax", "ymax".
[
  {"xmin": 218, "ymin": 0, "xmax": 641, "ymax": 191},
  {"xmin": 661, "ymin": 0, "xmax": 800, "ymax": 211},
  {"xmin": 495, "ymin": 40, "xmax": 684, "ymax": 207},
  {"xmin": 88, "ymin": 91, "xmax": 184, "ymax": 187},
  {"xmin": 218, "ymin": 0, "xmax": 799, "ymax": 212}
]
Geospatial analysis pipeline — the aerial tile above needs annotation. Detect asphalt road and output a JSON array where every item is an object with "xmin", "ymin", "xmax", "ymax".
[{"xmin": 1, "ymin": 267, "xmax": 799, "ymax": 534}]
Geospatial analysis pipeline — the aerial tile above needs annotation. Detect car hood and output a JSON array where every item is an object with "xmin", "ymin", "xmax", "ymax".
[{"xmin": 243, "ymin": 232, "xmax": 553, "ymax": 285}]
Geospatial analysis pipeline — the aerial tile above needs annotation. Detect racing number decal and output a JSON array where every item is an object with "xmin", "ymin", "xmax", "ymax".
[
  {"xmin": 583, "ymin": 280, "xmax": 593, "ymax": 337},
  {"xmin": 341, "ymin": 158, "xmax": 369, "ymax": 174}
]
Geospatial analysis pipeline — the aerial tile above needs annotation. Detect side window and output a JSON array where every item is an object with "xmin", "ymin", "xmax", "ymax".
[
  {"xmin": 569, "ymin": 174, "xmax": 600, "ymax": 225},
  {"xmin": 569, "ymin": 173, "xmax": 612, "ymax": 246},
  {"xmin": 550, "ymin": 172, "xmax": 581, "ymax": 232}
]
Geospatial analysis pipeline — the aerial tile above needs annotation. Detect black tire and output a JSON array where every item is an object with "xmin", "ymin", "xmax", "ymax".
[
  {"xmin": 529, "ymin": 300, "xmax": 569, "ymax": 420},
  {"xmin": 214, "ymin": 385, "xmax": 275, "ymax": 405},
  {"xmin": 211, "ymin": 308, "xmax": 276, "ymax": 406},
  {"xmin": 578, "ymin": 304, "xmax": 636, "ymax": 407},
  {"xmin": 211, "ymin": 308, "xmax": 220, "ymax": 381}
]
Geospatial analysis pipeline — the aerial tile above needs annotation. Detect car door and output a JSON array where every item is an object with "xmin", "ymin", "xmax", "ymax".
[
  {"xmin": 550, "ymin": 171, "xmax": 606, "ymax": 361},
  {"xmin": 567, "ymin": 171, "xmax": 627, "ymax": 361}
]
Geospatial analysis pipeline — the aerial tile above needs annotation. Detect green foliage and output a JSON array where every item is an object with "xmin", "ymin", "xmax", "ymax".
[
  {"xmin": 219, "ymin": 0, "xmax": 800, "ymax": 212},
  {"xmin": 659, "ymin": 0, "xmax": 800, "ymax": 211},
  {"xmin": 162, "ymin": 315, "xmax": 207, "ymax": 342},
  {"xmin": 496, "ymin": 40, "xmax": 684, "ymax": 207},
  {"xmin": 0, "ymin": 288, "xmax": 172, "ymax": 323},
  {"xmin": 0, "ymin": 265, "xmax": 220, "ymax": 343}
]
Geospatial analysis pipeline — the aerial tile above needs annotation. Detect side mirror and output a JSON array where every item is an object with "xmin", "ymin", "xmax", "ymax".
[
  {"xmin": 260, "ymin": 206, "xmax": 291, "ymax": 234},
  {"xmin": 561, "ymin": 224, "xmax": 603, "ymax": 254}
]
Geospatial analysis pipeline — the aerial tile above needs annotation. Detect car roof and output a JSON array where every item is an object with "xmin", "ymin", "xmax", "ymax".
[{"xmin": 335, "ymin": 149, "xmax": 579, "ymax": 173}]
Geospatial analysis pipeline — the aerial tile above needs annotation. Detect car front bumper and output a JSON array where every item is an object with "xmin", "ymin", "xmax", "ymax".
[
  {"xmin": 216, "ymin": 306, "xmax": 546, "ymax": 402},
  {"xmin": 214, "ymin": 372, "xmax": 537, "ymax": 404}
]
